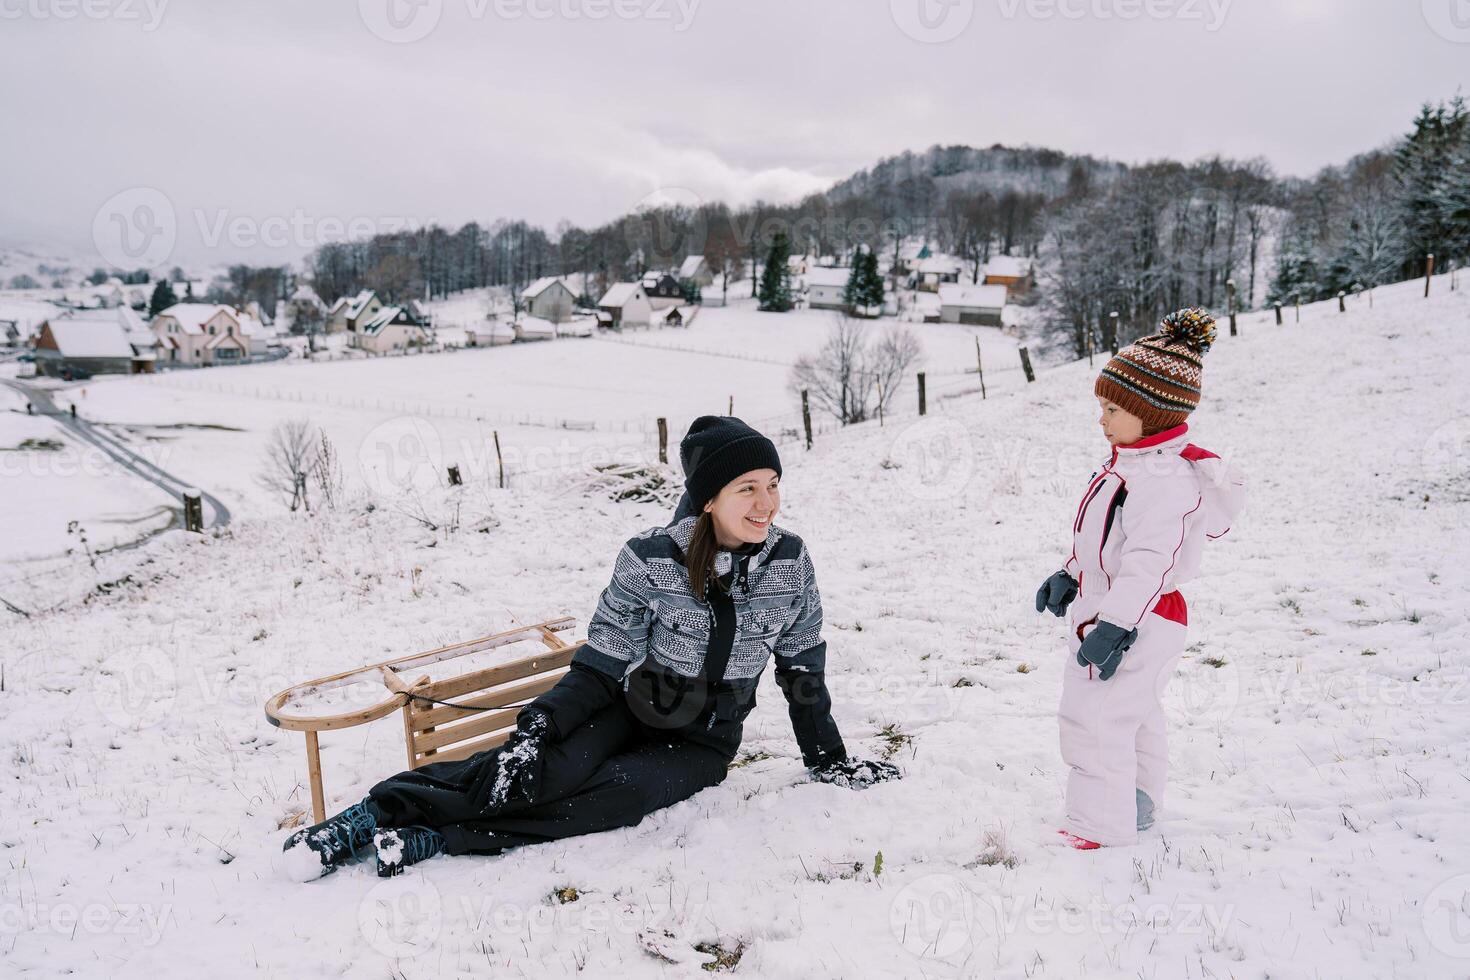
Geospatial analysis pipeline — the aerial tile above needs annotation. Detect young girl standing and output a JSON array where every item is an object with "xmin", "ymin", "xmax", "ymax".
[{"xmin": 1035, "ymin": 309, "xmax": 1246, "ymax": 848}]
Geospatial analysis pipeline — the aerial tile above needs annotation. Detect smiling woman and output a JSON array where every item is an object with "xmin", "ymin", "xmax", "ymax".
[{"xmin": 281, "ymin": 415, "xmax": 901, "ymax": 881}]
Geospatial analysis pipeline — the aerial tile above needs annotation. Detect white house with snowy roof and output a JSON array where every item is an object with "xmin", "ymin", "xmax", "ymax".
[
  {"xmin": 150, "ymin": 303, "xmax": 269, "ymax": 365},
  {"xmin": 354, "ymin": 306, "xmax": 430, "ymax": 354},
  {"xmin": 325, "ymin": 289, "xmax": 383, "ymax": 334},
  {"xmin": 521, "ymin": 277, "xmax": 577, "ymax": 323},
  {"xmin": 33, "ymin": 308, "xmax": 153, "ymax": 377},
  {"xmin": 917, "ymin": 255, "xmax": 964, "ymax": 292},
  {"xmin": 937, "ymin": 283, "xmax": 1008, "ymax": 326},
  {"xmin": 677, "ymin": 255, "xmax": 713, "ymax": 286},
  {"xmin": 597, "ymin": 282, "xmax": 652, "ymax": 328},
  {"xmin": 806, "ymin": 266, "xmax": 852, "ymax": 311}
]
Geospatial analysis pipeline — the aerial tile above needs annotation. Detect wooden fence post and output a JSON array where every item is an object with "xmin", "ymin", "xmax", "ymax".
[
  {"xmin": 802, "ymin": 390, "xmax": 813, "ymax": 450},
  {"xmin": 657, "ymin": 417, "xmax": 668, "ymax": 464},
  {"xmin": 1274, "ymin": 303, "xmax": 1282, "ymax": 326},
  {"xmin": 1227, "ymin": 279, "xmax": 1238, "ymax": 336},
  {"xmin": 975, "ymin": 336, "xmax": 988, "ymax": 398},
  {"xmin": 1337, "ymin": 291, "xmax": 1346, "ymax": 313},
  {"xmin": 493, "ymin": 431, "xmax": 505, "ymax": 489},
  {"xmin": 1425, "ymin": 254, "xmax": 1435, "ymax": 297},
  {"xmin": 1019, "ymin": 347, "xmax": 1035, "ymax": 383},
  {"xmin": 183, "ymin": 490, "xmax": 203, "ymax": 533},
  {"xmin": 1294, "ymin": 297, "xmax": 1300, "ymax": 323},
  {"xmin": 917, "ymin": 372, "xmax": 927, "ymax": 416}
]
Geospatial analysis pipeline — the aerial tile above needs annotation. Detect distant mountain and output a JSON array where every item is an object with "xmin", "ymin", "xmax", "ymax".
[{"xmin": 824, "ymin": 143, "xmax": 1127, "ymax": 204}]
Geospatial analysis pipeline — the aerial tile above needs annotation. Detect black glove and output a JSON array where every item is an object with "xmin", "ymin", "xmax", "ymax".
[
  {"xmin": 488, "ymin": 708, "xmax": 552, "ymax": 807},
  {"xmin": 811, "ymin": 757, "xmax": 902, "ymax": 790},
  {"xmin": 1076, "ymin": 620, "xmax": 1139, "ymax": 681},
  {"xmin": 1035, "ymin": 570, "xmax": 1078, "ymax": 617}
]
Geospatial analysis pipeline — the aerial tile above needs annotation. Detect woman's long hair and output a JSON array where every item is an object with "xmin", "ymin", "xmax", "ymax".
[{"xmin": 684, "ymin": 511, "xmax": 723, "ymax": 603}]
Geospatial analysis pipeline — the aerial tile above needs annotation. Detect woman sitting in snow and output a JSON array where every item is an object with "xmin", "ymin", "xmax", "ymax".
[{"xmin": 283, "ymin": 415, "xmax": 900, "ymax": 880}]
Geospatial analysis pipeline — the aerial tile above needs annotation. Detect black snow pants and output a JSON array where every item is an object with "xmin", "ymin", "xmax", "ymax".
[{"xmin": 367, "ymin": 687, "xmax": 736, "ymax": 856}]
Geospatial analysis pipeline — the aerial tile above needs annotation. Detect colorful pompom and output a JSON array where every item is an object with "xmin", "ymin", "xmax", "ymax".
[{"xmin": 1159, "ymin": 307, "xmax": 1217, "ymax": 354}]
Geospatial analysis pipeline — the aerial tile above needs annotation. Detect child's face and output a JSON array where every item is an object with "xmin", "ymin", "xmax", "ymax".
[{"xmin": 1096, "ymin": 397, "xmax": 1144, "ymax": 446}]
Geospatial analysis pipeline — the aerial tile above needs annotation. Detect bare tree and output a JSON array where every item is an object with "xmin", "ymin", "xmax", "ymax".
[
  {"xmin": 258, "ymin": 419, "xmax": 318, "ymax": 512},
  {"xmin": 791, "ymin": 317, "xmax": 920, "ymax": 425},
  {"xmin": 313, "ymin": 430, "xmax": 344, "ymax": 511},
  {"xmin": 868, "ymin": 325, "xmax": 921, "ymax": 419}
]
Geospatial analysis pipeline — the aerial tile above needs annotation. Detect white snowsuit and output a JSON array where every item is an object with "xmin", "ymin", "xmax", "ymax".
[{"xmin": 1057, "ymin": 423, "xmax": 1245, "ymax": 846}]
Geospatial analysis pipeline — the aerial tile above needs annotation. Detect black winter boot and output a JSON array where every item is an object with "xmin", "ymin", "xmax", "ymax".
[
  {"xmin": 280, "ymin": 798, "xmax": 379, "ymax": 881},
  {"xmin": 374, "ymin": 826, "xmax": 446, "ymax": 877}
]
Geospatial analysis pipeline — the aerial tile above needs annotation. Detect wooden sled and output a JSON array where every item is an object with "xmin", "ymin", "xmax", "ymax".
[{"xmin": 265, "ymin": 617, "xmax": 581, "ymax": 823}]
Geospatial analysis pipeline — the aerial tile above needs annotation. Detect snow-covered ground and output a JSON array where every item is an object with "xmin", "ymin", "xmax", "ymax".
[{"xmin": 1, "ymin": 277, "xmax": 1468, "ymax": 978}]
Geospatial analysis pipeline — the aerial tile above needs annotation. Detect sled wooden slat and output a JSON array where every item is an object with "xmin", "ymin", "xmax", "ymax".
[
  {"xmin": 408, "ymin": 652, "xmax": 575, "ymax": 725},
  {"xmin": 264, "ymin": 619, "xmax": 581, "ymax": 824},
  {"xmin": 409, "ymin": 673, "xmax": 567, "ymax": 756}
]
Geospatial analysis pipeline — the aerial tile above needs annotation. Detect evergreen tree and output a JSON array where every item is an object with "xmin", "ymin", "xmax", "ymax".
[
  {"xmin": 1266, "ymin": 222, "xmax": 1322, "ymax": 305},
  {"xmin": 1391, "ymin": 99, "xmax": 1463, "ymax": 276},
  {"xmin": 148, "ymin": 279, "xmax": 178, "ymax": 317},
  {"xmin": 758, "ymin": 232, "xmax": 793, "ymax": 312},
  {"xmin": 844, "ymin": 247, "xmax": 885, "ymax": 316}
]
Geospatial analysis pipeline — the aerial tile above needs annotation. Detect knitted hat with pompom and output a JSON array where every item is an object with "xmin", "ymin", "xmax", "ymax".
[{"xmin": 1095, "ymin": 307, "xmax": 1218, "ymax": 434}]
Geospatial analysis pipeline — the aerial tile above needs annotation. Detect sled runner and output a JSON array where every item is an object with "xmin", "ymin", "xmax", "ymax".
[{"xmin": 265, "ymin": 617, "xmax": 581, "ymax": 823}]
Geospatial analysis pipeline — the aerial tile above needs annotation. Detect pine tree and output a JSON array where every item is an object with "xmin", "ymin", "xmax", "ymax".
[
  {"xmin": 758, "ymin": 232, "xmax": 793, "ymax": 312},
  {"xmin": 148, "ymin": 280, "xmax": 178, "ymax": 317},
  {"xmin": 1392, "ymin": 99, "xmax": 1460, "ymax": 277},
  {"xmin": 844, "ymin": 248, "xmax": 884, "ymax": 316},
  {"xmin": 1266, "ymin": 222, "xmax": 1322, "ymax": 305}
]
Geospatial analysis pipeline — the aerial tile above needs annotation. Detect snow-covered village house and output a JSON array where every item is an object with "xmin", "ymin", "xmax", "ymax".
[
  {"xmin": 937, "ymin": 283, "xmax": 1008, "ymax": 326},
  {"xmin": 521, "ymin": 277, "xmax": 577, "ymax": 323},
  {"xmin": 354, "ymin": 306, "xmax": 430, "ymax": 354},
  {"xmin": 983, "ymin": 255, "xmax": 1035, "ymax": 297},
  {"xmin": 597, "ymin": 282, "xmax": 652, "ymax": 328},
  {"xmin": 32, "ymin": 310, "xmax": 155, "ymax": 377},
  {"xmin": 677, "ymin": 255, "xmax": 713, "ymax": 287},
  {"xmin": 325, "ymin": 290, "xmax": 383, "ymax": 334},
  {"xmin": 150, "ymin": 303, "xmax": 269, "ymax": 366},
  {"xmin": 917, "ymin": 255, "xmax": 964, "ymax": 292},
  {"xmin": 640, "ymin": 272, "xmax": 685, "ymax": 310},
  {"xmin": 806, "ymin": 266, "xmax": 853, "ymax": 312}
]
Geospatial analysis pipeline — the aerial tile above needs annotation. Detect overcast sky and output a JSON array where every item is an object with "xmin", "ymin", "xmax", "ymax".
[{"xmin": 1, "ymin": 0, "xmax": 1466, "ymax": 269}]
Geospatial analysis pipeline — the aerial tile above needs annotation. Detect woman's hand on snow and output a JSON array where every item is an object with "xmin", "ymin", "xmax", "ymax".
[
  {"xmin": 810, "ymin": 757, "xmax": 902, "ymax": 790},
  {"xmin": 1076, "ymin": 620, "xmax": 1138, "ymax": 680},
  {"xmin": 1035, "ymin": 570, "xmax": 1079, "ymax": 617},
  {"xmin": 488, "ymin": 708, "xmax": 553, "ymax": 807}
]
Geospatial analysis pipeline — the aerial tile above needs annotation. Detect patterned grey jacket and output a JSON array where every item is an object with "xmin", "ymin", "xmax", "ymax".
[{"xmin": 573, "ymin": 493, "xmax": 846, "ymax": 766}]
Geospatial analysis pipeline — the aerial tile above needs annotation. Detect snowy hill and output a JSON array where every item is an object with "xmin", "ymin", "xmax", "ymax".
[{"xmin": 1, "ymin": 277, "xmax": 1468, "ymax": 977}]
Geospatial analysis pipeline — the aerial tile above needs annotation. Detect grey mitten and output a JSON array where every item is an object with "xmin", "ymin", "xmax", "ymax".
[{"xmin": 1035, "ymin": 570, "xmax": 1078, "ymax": 617}]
